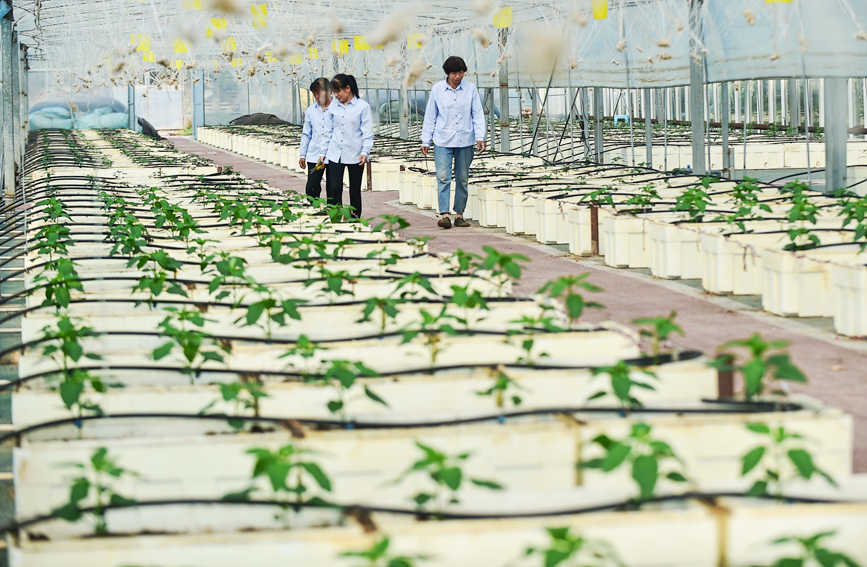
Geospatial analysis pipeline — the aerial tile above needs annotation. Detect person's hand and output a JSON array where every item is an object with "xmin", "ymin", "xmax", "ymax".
[
  {"xmin": 421, "ymin": 146, "xmax": 429, "ymax": 157},
  {"xmin": 299, "ymin": 158, "xmax": 307, "ymax": 169},
  {"xmin": 359, "ymin": 154, "xmax": 368, "ymax": 165},
  {"xmin": 476, "ymin": 140, "xmax": 486, "ymax": 152},
  {"xmin": 318, "ymin": 156, "xmax": 325, "ymax": 165}
]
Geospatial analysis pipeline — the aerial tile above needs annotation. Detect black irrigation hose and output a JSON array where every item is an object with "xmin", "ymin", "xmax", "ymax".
[
  {"xmin": 0, "ymin": 293, "xmax": 530, "ymax": 327},
  {"xmin": 0, "ymin": 492, "xmax": 847, "ymax": 536},
  {"xmin": 1, "ymin": 352, "xmax": 712, "ymax": 395},
  {"xmin": 0, "ymin": 402, "xmax": 804, "ymax": 447}
]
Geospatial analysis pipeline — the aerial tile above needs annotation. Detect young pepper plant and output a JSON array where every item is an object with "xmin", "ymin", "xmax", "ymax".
[
  {"xmin": 341, "ymin": 536, "xmax": 428, "ymax": 567},
  {"xmin": 393, "ymin": 441, "xmax": 504, "ymax": 514},
  {"xmin": 757, "ymin": 531, "xmax": 861, "ymax": 567},
  {"xmin": 632, "ymin": 311, "xmax": 685, "ymax": 362},
  {"xmin": 152, "ymin": 307, "xmax": 231, "ymax": 384},
  {"xmin": 741, "ymin": 423, "xmax": 837, "ymax": 500},
  {"xmin": 200, "ymin": 379, "xmax": 270, "ymax": 431},
  {"xmin": 538, "ymin": 274, "xmax": 605, "ymax": 328},
  {"xmin": 673, "ymin": 176, "xmax": 714, "ymax": 222},
  {"xmin": 476, "ymin": 367, "xmax": 526, "ymax": 410},
  {"xmin": 52, "ymin": 447, "xmax": 138, "ymax": 535},
  {"xmin": 587, "ymin": 361, "xmax": 657, "ymax": 411},
  {"xmin": 522, "ymin": 527, "xmax": 625, "ymax": 567},
  {"xmin": 579, "ymin": 422, "xmax": 689, "ymax": 503},
  {"xmin": 711, "ymin": 333, "xmax": 807, "ymax": 401},
  {"xmin": 224, "ymin": 444, "xmax": 333, "ymax": 511},
  {"xmin": 313, "ymin": 360, "xmax": 388, "ymax": 420}
]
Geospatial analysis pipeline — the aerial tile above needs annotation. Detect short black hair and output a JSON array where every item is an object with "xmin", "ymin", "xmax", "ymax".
[
  {"xmin": 310, "ymin": 77, "xmax": 329, "ymax": 94},
  {"xmin": 442, "ymin": 56, "xmax": 467, "ymax": 75}
]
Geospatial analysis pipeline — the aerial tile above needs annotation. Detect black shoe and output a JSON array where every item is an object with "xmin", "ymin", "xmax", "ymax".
[
  {"xmin": 437, "ymin": 216, "xmax": 452, "ymax": 229},
  {"xmin": 453, "ymin": 217, "xmax": 470, "ymax": 227}
]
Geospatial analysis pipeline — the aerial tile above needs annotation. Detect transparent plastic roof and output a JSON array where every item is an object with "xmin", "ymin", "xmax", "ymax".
[{"xmin": 11, "ymin": 0, "xmax": 867, "ymax": 90}]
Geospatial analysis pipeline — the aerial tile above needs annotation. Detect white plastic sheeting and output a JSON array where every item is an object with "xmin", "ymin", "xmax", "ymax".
[{"xmin": 10, "ymin": 0, "xmax": 867, "ymax": 91}]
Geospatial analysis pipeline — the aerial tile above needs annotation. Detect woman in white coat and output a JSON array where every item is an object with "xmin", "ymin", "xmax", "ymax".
[{"xmin": 298, "ymin": 77, "xmax": 333, "ymax": 199}]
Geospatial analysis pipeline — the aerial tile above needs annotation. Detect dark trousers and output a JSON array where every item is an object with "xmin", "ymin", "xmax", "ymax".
[
  {"xmin": 326, "ymin": 161, "xmax": 364, "ymax": 218},
  {"xmin": 305, "ymin": 163, "xmax": 328, "ymax": 199}
]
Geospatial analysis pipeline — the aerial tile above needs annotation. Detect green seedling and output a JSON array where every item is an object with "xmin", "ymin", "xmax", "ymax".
[
  {"xmin": 479, "ymin": 246, "xmax": 530, "ymax": 296},
  {"xmin": 621, "ymin": 184, "xmax": 661, "ymax": 213},
  {"xmin": 393, "ymin": 272, "xmax": 437, "ymax": 299},
  {"xmin": 239, "ymin": 283, "xmax": 306, "ymax": 340},
  {"xmin": 341, "ymin": 536, "xmax": 428, "ymax": 567},
  {"xmin": 129, "ymin": 250, "xmax": 187, "ymax": 308},
  {"xmin": 209, "ymin": 254, "xmax": 250, "ymax": 306},
  {"xmin": 33, "ymin": 257, "xmax": 83, "ymax": 310},
  {"xmin": 225, "ymin": 444, "xmax": 333, "ymax": 513},
  {"xmin": 711, "ymin": 333, "xmax": 807, "ymax": 401},
  {"xmin": 448, "ymin": 284, "xmax": 489, "ymax": 330},
  {"xmin": 588, "ymin": 361, "xmax": 657, "ymax": 411},
  {"xmin": 673, "ymin": 176, "xmax": 714, "ymax": 222},
  {"xmin": 579, "ymin": 186, "xmax": 615, "ymax": 208},
  {"xmin": 201, "ymin": 379, "xmax": 269, "ymax": 431},
  {"xmin": 393, "ymin": 442, "xmax": 503, "ymax": 514},
  {"xmin": 741, "ymin": 423, "xmax": 837, "ymax": 500},
  {"xmin": 311, "ymin": 360, "xmax": 387, "ymax": 420},
  {"xmin": 757, "ymin": 531, "xmax": 861, "ymax": 567},
  {"xmin": 152, "ymin": 307, "xmax": 231, "ymax": 384},
  {"xmin": 400, "ymin": 306, "xmax": 459, "ymax": 368},
  {"xmin": 40, "ymin": 314, "xmax": 106, "ymax": 421},
  {"xmin": 476, "ymin": 367, "xmax": 525, "ymax": 410},
  {"xmin": 632, "ymin": 311, "xmax": 685, "ymax": 360},
  {"xmin": 371, "ymin": 214, "xmax": 410, "ymax": 241},
  {"xmin": 445, "ymin": 249, "xmax": 482, "ymax": 275},
  {"xmin": 714, "ymin": 177, "xmax": 772, "ymax": 233},
  {"xmin": 784, "ymin": 183, "xmax": 820, "ymax": 251},
  {"xmin": 507, "ymin": 309, "xmax": 564, "ymax": 366},
  {"xmin": 52, "ymin": 447, "xmax": 138, "ymax": 535},
  {"xmin": 358, "ymin": 296, "xmax": 404, "ymax": 334},
  {"xmin": 281, "ymin": 334, "xmax": 329, "ymax": 380},
  {"xmin": 538, "ymin": 274, "xmax": 604, "ymax": 328},
  {"xmin": 521, "ymin": 527, "xmax": 624, "ymax": 567},
  {"xmin": 579, "ymin": 422, "xmax": 689, "ymax": 503}
]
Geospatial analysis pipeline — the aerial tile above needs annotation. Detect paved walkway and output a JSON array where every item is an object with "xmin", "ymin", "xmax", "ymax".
[{"xmin": 169, "ymin": 136, "xmax": 867, "ymax": 473}]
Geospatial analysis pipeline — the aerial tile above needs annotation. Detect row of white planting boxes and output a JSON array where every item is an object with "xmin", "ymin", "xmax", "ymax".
[
  {"xmin": 10, "ymin": 128, "xmax": 859, "ymax": 566},
  {"xmin": 199, "ymin": 126, "xmax": 867, "ymax": 338}
]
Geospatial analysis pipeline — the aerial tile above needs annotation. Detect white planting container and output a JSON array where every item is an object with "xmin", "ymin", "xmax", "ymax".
[
  {"xmin": 832, "ymin": 262, "xmax": 867, "ymax": 337},
  {"xmin": 601, "ymin": 215, "xmax": 654, "ymax": 269},
  {"xmin": 503, "ymin": 191, "xmax": 538, "ymax": 236},
  {"xmin": 477, "ymin": 186, "xmax": 506, "ymax": 228},
  {"xmin": 535, "ymin": 198, "xmax": 571, "ymax": 245},
  {"xmin": 762, "ymin": 246, "xmax": 867, "ymax": 318},
  {"xmin": 648, "ymin": 222, "xmax": 704, "ymax": 280},
  {"xmin": 12, "ymin": 355, "xmax": 719, "ymax": 430}
]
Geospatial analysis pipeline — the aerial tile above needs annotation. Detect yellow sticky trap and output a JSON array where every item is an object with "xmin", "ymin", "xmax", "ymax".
[
  {"xmin": 354, "ymin": 35, "xmax": 371, "ymax": 51},
  {"xmin": 332, "ymin": 40, "xmax": 349, "ymax": 54},
  {"xmin": 288, "ymin": 54, "xmax": 302, "ymax": 65},
  {"xmin": 222, "ymin": 37, "xmax": 237, "ymax": 52},
  {"xmin": 142, "ymin": 52, "xmax": 155, "ymax": 63},
  {"xmin": 493, "ymin": 7, "xmax": 513, "ymax": 28},
  {"xmin": 174, "ymin": 59, "xmax": 184, "ymax": 69},
  {"xmin": 264, "ymin": 52, "xmax": 278, "ymax": 63},
  {"xmin": 765, "ymin": 0, "xmax": 793, "ymax": 3},
  {"xmin": 407, "ymin": 32, "xmax": 424, "ymax": 49},
  {"xmin": 308, "ymin": 47, "xmax": 319, "ymax": 59},
  {"xmin": 592, "ymin": 0, "xmax": 608, "ymax": 19},
  {"xmin": 205, "ymin": 17, "xmax": 227, "ymax": 39},
  {"xmin": 173, "ymin": 39, "xmax": 189, "ymax": 54},
  {"xmin": 130, "ymin": 34, "xmax": 151, "ymax": 53},
  {"xmin": 181, "ymin": 0, "xmax": 202, "ymax": 9},
  {"xmin": 232, "ymin": 57, "xmax": 243, "ymax": 67},
  {"xmin": 251, "ymin": 3, "xmax": 267, "ymax": 28}
]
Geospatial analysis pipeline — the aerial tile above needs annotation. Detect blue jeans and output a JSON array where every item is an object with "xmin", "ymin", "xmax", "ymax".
[{"xmin": 434, "ymin": 145, "xmax": 474, "ymax": 214}]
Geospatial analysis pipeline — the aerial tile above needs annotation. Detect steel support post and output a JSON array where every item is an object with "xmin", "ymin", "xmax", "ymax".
[
  {"xmin": 645, "ymin": 88, "xmax": 653, "ymax": 167},
  {"xmin": 581, "ymin": 87, "xmax": 590, "ymax": 159},
  {"xmin": 530, "ymin": 88, "xmax": 538, "ymax": 156},
  {"xmin": 721, "ymin": 81, "xmax": 731, "ymax": 175},
  {"xmin": 127, "ymin": 83, "xmax": 136, "ymax": 130},
  {"xmin": 399, "ymin": 87, "xmax": 409, "ymax": 140},
  {"xmin": 824, "ymin": 78, "xmax": 848, "ymax": 193},
  {"xmin": 788, "ymin": 79, "xmax": 800, "ymax": 130},
  {"xmin": 20, "ymin": 46, "xmax": 28, "ymax": 143},
  {"xmin": 192, "ymin": 68, "xmax": 204, "ymax": 140},
  {"xmin": 11, "ymin": 31, "xmax": 19, "ymax": 168},
  {"xmin": 688, "ymin": 0, "xmax": 706, "ymax": 175},
  {"xmin": 2, "ymin": 15, "xmax": 15, "ymax": 197},
  {"xmin": 498, "ymin": 29, "xmax": 510, "ymax": 152},
  {"xmin": 594, "ymin": 87, "xmax": 603, "ymax": 162}
]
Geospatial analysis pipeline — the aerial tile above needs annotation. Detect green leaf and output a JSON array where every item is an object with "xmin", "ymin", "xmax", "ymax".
[
  {"xmin": 632, "ymin": 454, "xmax": 659, "ymax": 499},
  {"xmin": 69, "ymin": 477, "xmax": 90, "ymax": 503},
  {"xmin": 564, "ymin": 294, "xmax": 585, "ymax": 320},
  {"xmin": 666, "ymin": 471, "xmax": 687, "ymax": 482},
  {"xmin": 363, "ymin": 386, "xmax": 388, "ymax": 407},
  {"xmin": 326, "ymin": 400, "xmax": 343, "ymax": 413},
  {"xmin": 439, "ymin": 467, "xmax": 463, "ymax": 491},
  {"xmin": 470, "ymin": 478, "xmax": 504, "ymax": 490},
  {"xmin": 152, "ymin": 342, "xmax": 174, "ymax": 360},
  {"xmin": 246, "ymin": 302, "xmax": 266, "ymax": 326},
  {"xmin": 741, "ymin": 446, "xmax": 766, "ymax": 475},
  {"xmin": 745, "ymin": 480, "xmax": 769, "ymax": 497},
  {"xmin": 746, "ymin": 423, "xmax": 771, "ymax": 435},
  {"xmin": 788, "ymin": 449, "xmax": 816, "ymax": 480},
  {"xmin": 301, "ymin": 462, "xmax": 332, "ymax": 492},
  {"xmin": 52, "ymin": 502, "xmax": 82, "ymax": 522},
  {"xmin": 59, "ymin": 381, "xmax": 84, "ymax": 410},
  {"xmin": 108, "ymin": 493, "xmax": 137, "ymax": 507},
  {"xmin": 544, "ymin": 549, "xmax": 571, "ymax": 567},
  {"xmin": 600, "ymin": 442, "xmax": 631, "ymax": 472}
]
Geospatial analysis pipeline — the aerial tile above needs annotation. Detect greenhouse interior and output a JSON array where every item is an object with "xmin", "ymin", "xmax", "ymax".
[{"xmin": 0, "ymin": 0, "xmax": 867, "ymax": 565}]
